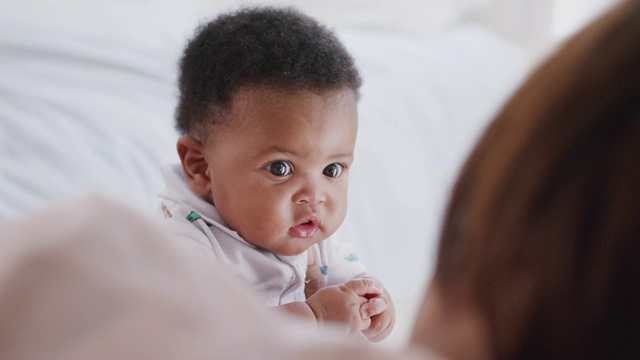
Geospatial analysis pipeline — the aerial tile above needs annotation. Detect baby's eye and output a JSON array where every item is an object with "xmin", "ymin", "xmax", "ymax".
[
  {"xmin": 323, "ymin": 163, "xmax": 343, "ymax": 178},
  {"xmin": 265, "ymin": 160, "xmax": 292, "ymax": 177}
]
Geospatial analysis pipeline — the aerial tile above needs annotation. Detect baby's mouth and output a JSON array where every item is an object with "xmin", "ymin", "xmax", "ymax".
[{"xmin": 289, "ymin": 215, "xmax": 320, "ymax": 238}]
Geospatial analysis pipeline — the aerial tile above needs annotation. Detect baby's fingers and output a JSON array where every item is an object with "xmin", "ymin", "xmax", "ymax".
[
  {"xmin": 360, "ymin": 296, "xmax": 388, "ymax": 320},
  {"xmin": 344, "ymin": 278, "xmax": 382, "ymax": 298}
]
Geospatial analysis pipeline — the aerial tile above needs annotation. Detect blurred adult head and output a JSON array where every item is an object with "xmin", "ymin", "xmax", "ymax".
[{"xmin": 412, "ymin": 1, "xmax": 640, "ymax": 358}]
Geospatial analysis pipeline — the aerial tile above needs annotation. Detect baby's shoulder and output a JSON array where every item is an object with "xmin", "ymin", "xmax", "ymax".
[{"xmin": 156, "ymin": 201, "xmax": 215, "ymax": 251}]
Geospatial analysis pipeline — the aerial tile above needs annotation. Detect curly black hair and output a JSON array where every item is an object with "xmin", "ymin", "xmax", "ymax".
[{"xmin": 175, "ymin": 6, "xmax": 362, "ymax": 137}]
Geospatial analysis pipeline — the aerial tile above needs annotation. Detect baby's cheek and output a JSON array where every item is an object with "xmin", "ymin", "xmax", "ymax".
[{"xmin": 334, "ymin": 196, "xmax": 349, "ymax": 222}]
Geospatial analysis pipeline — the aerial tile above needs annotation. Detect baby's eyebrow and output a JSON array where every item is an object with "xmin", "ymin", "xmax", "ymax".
[
  {"xmin": 257, "ymin": 146, "xmax": 298, "ymax": 157},
  {"xmin": 331, "ymin": 153, "xmax": 354, "ymax": 162},
  {"xmin": 258, "ymin": 146, "xmax": 353, "ymax": 161}
]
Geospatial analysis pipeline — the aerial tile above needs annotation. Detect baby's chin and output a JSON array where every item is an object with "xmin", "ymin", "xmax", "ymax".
[
  {"xmin": 261, "ymin": 238, "xmax": 323, "ymax": 257},
  {"xmin": 269, "ymin": 244, "xmax": 313, "ymax": 257},
  {"xmin": 245, "ymin": 226, "xmax": 336, "ymax": 256}
]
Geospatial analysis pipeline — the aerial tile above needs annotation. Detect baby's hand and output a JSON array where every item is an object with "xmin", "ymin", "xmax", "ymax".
[
  {"xmin": 359, "ymin": 278, "xmax": 395, "ymax": 342},
  {"xmin": 305, "ymin": 278, "xmax": 382, "ymax": 335}
]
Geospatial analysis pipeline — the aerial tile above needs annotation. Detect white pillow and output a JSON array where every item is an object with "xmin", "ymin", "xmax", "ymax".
[{"xmin": 0, "ymin": 2, "xmax": 196, "ymax": 219}]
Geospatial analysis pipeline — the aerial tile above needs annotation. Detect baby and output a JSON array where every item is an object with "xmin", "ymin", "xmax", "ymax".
[{"xmin": 158, "ymin": 6, "xmax": 394, "ymax": 342}]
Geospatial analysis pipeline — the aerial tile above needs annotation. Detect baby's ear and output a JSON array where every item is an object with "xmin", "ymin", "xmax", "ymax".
[{"xmin": 177, "ymin": 135, "xmax": 211, "ymax": 197}]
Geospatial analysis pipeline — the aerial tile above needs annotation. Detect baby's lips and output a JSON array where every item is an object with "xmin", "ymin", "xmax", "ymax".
[{"xmin": 294, "ymin": 214, "xmax": 319, "ymax": 227}]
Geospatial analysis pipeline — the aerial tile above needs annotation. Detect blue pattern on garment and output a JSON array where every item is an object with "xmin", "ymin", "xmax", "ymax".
[
  {"xmin": 320, "ymin": 266, "xmax": 328, "ymax": 275},
  {"xmin": 346, "ymin": 253, "xmax": 358, "ymax": 261},
  {"xmin": 186, "ymin": 211, "xmax": 201, "ymax": 223}
]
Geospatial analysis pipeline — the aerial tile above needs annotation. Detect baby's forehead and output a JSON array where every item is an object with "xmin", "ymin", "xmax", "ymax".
[
  {"xmin": 210, "ymin": 85, "xmax": 358, "ymax": 133},
  {"xmin": 223, "ymin": 85, "xmax": 355, "ymax": 113}
]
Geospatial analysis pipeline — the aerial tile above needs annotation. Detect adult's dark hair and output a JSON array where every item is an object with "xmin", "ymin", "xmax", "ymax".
[
  {"xmin": 175, "ymin": 6, "xmax": 362, "ymax": 138},
  {"xmin": 433, "ymin": 0, "xmax": 640, "ymax": 358}
]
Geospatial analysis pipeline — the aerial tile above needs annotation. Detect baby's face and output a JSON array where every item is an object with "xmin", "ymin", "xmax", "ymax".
[{"xmin": 202, "ymin": 87, "xmax": 358, "ymax": 256}]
